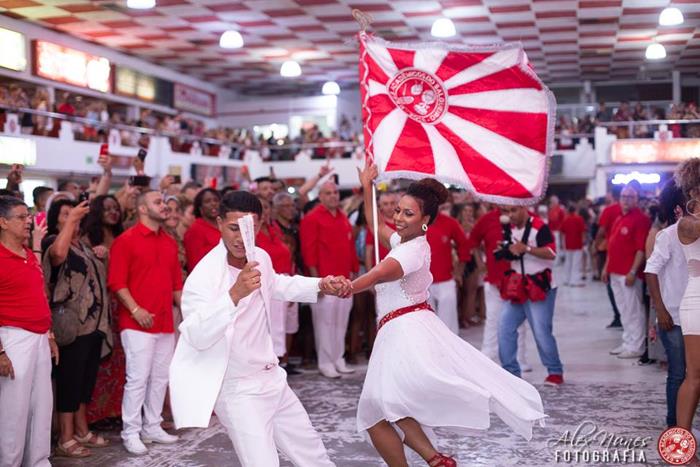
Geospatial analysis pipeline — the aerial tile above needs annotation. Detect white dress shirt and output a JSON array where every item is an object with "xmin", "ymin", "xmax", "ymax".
[{"xmin": 644, "ymin": 223, "xmax": 688, "ymax": 324}]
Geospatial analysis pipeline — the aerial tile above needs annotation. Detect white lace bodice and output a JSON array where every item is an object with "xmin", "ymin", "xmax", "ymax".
[{"xmin": 375, "ymin": 233, "xmax": 433, "ymax": 319}]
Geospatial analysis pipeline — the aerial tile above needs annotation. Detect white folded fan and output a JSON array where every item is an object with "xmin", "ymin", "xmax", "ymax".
[{"xmin": 238, "ymin": 213, "xmax": 256, "ymax": 263}]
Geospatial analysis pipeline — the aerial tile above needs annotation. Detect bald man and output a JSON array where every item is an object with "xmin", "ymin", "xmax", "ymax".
[{"xmin": 300, "ymin": 182, "xmax": 359, "ymax": 378}]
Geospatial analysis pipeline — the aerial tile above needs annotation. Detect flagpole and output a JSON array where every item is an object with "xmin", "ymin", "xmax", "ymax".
[{"xmin": 372, "ymin": 183, "xmax": 380, "ymax": 266}]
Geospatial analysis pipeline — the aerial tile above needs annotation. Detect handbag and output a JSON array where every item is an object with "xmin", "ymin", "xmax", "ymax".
[
  {"xmin": 499, "ymin": 218, "xmax": 551, "ymax": 304},
  {"xmin": 51, "ymin": 304, "xmax": 80, "ymax": 347}
]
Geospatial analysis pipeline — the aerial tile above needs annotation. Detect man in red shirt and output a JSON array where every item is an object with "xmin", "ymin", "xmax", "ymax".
[
  {"xmin": 560, "ymin": 205, "xmax": 587, "ymax": 287},
  {"xmin": 596, "ymin": 193, "xmax": 623, "ymax": 327},
  {"xmin": 426, "ymin": 211, "xmax": 471, "ymax": 334},
  {"xmin": 184, "ymin": 188, "xmax": 221, "ymax": 272},
  {"xmin": 603, "ymin": 181, "xmax": 650, "ymax": 359},
  {"xmin": 467, "ymin": 206, "xmax": 529, "ymax": 368},
  {"xmin": 300, "ymin": 181, "xmax": 359, "ymax": 378},
  {"xmin": 0, "ymin": 196, "xmax": 57, "ymax": 467},
  {"xmin": 108, "ymin": 191, "xmax": 183, "ymax": 455},
  {"xmin": 548, "ymin": 196, "xmax": 566, "ymax": 262}
]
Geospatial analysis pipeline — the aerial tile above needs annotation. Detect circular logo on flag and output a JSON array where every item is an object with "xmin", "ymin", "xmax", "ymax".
[
  {"xmin": 387, "ymin": 68, "xmax": 447, "ymax": 125},
  {"xmin": 658, "ymin": 427, "xmax": 696, "ymax": 465}
]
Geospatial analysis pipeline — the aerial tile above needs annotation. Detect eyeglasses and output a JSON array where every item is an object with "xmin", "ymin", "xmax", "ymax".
[{"xmin": 5, "ymin": 214, "xmax": 30, "ymax": 221}]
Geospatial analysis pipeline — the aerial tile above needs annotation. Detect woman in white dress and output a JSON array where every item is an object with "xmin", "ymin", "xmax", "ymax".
[
  {"xmin": 674, "ymin": 158, "xmax": 700, "ymax": 431},
  {"xmin": 351, "ymin": 162, "xmax": 546, "ymax": 466}
]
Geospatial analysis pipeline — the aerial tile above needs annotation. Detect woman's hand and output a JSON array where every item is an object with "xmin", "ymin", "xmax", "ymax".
[
  {"xmin": 32, "ymin": 218, "xmax": 47, "ymax": 251},
  {"xmin": 92, "ymin": 245, "xmax": 109, "ymax": 260},
  {"xmin": 357, "ymin": 157, "xmax": 378, "ymax": 188},
  {"xmin": 68, "ymin": 201, "xmax": 90, "ymax": 225}
]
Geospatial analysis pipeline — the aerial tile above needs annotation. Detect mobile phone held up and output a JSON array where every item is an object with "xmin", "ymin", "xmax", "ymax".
[
  {"xmin": 172, "ymin": 175, "xmax": 181, "ymax": 184},
  {"xmin": 129, "ymin": 175, "xmax": 151, "ymax": 187},
  {"xmin": 137, "ymin": 148, "xmax": 148, "ymax": 162},
  {"xmin": 79, "ymin": 191, "xmax": 90, "ymax": 204}
]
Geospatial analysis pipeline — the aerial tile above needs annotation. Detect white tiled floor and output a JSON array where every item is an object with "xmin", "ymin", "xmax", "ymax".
[{"xmin": 52, "ymin": 270, "xmax": 678, "ymax": 466}]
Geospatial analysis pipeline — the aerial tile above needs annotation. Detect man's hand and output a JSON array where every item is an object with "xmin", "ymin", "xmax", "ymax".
[
  {"xmin": 133, "ymin": 308, "xmax": 155, "ymax": 329},
  {"xmin": 601, "ymin": 268, "xmax": 609, "ymax": 284},
  {"xmin": 319, "ymin": 164, "xmax": 332, "ymax": 178},
  {"xmin": 159, "ymin": 175, "xmax": 176, "ymax": 191},
  {"xmin": 319, "ymin": 275, "xmax": 353, "ymax": 298},
  {"xmin": 49, "ymin": 336, "xmax": 59, "ymax": 365},
  {"xmin": 98, "ymin": 154, "xmax": 112, "ymax": 173},
  {"xmin": 657, "ymin": 307, "xmax": 675, "ymax": 332},
  {"xmin": 0, "ymin": 353, "xmax": 14, "ymax": 379},
  {"xmin": 454, "ymin": 274, "xmax": 464, "ymax": 288},
  {"xmin": 229, "ymin": 261, "xmax": 261, "ymax": 305},
  {"xmin": 508, "ymin": 241, "xmax": 528, "ymax": 256},
  {"xmin": 624, "ymin": 272, "xmax": 636, "ymax": 287},
  {"xmin": 133, "ymin": 157, "xmax": 145, "ymax": 176}
]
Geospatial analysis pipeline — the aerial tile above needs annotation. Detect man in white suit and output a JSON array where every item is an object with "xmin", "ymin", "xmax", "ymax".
[{"xmin": 170, "ymin": 191, "xmax": 350, "ymax": 467}]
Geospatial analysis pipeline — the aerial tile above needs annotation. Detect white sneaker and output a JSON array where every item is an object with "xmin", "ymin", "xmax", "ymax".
[
  {"xmin": 521, "ymin": 363, "xmax": 533, "ymax": 373},
  {"xmin": 319, "ymin": 366, "xmax": 341, "ymax": 379},
  {"xmin": 609, "ymin": 345, "xmax": 625, "ymax": 355},
  {"xmin": 617, "ymin": 350, "xmax": 644, "ymax": 359},
  {"xmin": 141, "ymin": 428, "xmax": 179, "ymax": 445},
  {"xmin": 123, "ymin": 437, "xmax": 148, "ymax": 455},
  {"xmin": 335, "ymin": 361, "xmax": 355, "ymax": 374}
]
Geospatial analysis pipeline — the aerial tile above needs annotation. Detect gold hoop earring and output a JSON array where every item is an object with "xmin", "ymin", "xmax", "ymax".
[{"xmin": 422, "ymin": 223, "xmax": 428, "ymax": 232}]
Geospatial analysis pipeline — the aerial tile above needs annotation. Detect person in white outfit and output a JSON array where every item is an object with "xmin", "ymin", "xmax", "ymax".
[
  {"xmin": 0, "ymin": 195, "xmax": 58, "ymax": 467},
  {"xmin": 170, "ymin": 191, "xmax": 351, "ymax": 467},
  {"xmin": 352, "ymin": 164, "xmax": 546, "ymax": 467}
]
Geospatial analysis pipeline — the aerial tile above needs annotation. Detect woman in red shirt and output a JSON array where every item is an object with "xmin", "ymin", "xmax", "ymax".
[{"xmin": 183, "ymin": 188, "xmax": 221, "ymax": 272}]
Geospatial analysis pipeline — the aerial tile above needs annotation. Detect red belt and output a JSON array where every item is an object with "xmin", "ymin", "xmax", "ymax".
[{"xmin": 377, "ymin": 302, "xmax": 433, "ymax": 331}]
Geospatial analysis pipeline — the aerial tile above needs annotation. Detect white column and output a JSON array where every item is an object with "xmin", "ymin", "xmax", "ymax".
[{"xmin": 672, "ymin": 71, "xmax": 681, "ymax": 104}]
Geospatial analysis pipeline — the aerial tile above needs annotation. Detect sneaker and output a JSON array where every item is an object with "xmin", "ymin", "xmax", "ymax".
[
  {"xmin": 319, "ymin": 366, "xmax": 341, "ymax": 379},
  {"xmin": 123, "ymin": 437, "xmax": 148, "ymax": 455},
  {"xmin": 141, "ymin": 428, "xmax": 179, "ymax": 445},
  {"xmin": 521, "ymin": 363, "xmax": 533, "ymax": 373},
  {"xmin": 544, "ymin": 374, "xmax": 564, "ymax": 387},
  {"xmin": 335, "ymin": 361, "xmax": 355, "ymax": 374},
  {"xmin": 617, "ymin": 350, "xmax": 644, "ymax": 359},
  {"xmin": 609, "ymin": 345, "xmax": 625, "ymax": 355},
  {"xmin": 606, "ymin": 319, "xmax": 623, "ymax": 329}
]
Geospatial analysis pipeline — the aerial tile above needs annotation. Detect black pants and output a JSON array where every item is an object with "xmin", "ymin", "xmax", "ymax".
[
  {"xmin": 606, "ymin": 281, "xmax": 621, "ymax": 322},
  {"xmin": 54, "ymin": 332, "xmax": 103, "ymax": 413}
]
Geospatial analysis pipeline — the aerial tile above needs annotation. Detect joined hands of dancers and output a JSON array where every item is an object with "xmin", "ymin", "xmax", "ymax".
[{"xmin": 229, "ymin": 261, "xmax": 352, "ymax": 305}]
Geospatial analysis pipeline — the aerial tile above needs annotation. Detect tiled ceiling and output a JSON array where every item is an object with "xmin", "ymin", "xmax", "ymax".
[{"xmin": 2, "ymin": 0, "xmax": 700, "ymax": 95}]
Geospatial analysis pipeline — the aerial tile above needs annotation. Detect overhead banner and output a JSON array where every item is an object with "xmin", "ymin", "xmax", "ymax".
[
  {"xmin": 33, "ymin": 40, "xmax": 112, "ymax": 93},
  {"xmin": 0, "ymin": 28, "xmax": 27, "ymax": 71},
  {"xmin": 173, "ymin": 83, "xmax": 215, "ymax": 116},
  {"xmin": 115, "ymin": 67, "xmax": 156, "ymax": 101},
  {"xmin": 611, "ymin": 139, "xmax": 700, "ymax": 164}
]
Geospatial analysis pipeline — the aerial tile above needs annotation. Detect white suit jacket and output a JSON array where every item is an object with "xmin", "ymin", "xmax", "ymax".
[{"xmin": 169, "ymin": 240, "xmax": 321, "ymax": 428}]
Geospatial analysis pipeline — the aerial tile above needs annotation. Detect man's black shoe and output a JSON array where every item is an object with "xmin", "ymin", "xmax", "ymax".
[{"xmin": 606, "ymin": 320, "xmax": 622, "ymax": 328}]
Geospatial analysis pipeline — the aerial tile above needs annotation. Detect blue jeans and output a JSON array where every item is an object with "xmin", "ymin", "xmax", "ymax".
[
  {"xmin": 658, "ymin": 324, "xmax": 685, "ymax": 427},
  {"xmin": 498, "ymin": 288, "xmax": 563, "ymax": 377}
]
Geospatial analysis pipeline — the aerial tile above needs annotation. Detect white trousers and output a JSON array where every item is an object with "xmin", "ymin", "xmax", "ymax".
[
  {"xmin": 310, "ymin": 295, "xmax": 352, "ymax": 372},
  {"xmin": 610, "ymin": 274, "xmax": 646, "ymax": 353},
  {"xmin": 214, "ymin": 366, "xmax": 334, "ymax": 467},
  {"xmin": 120, "ymin": 330, "xmax": 175, "ymax": 440},
  {"xmin": 428, "ymin": 280, "xmax": 459, "ymax": 334},
  {"xmin": 270, "ymin": 299, "xmax": 287, "ymax": 357},
  {"xmin": 481, "ymin": 283, "xmax": 529, "ymax": 364},
  {"xmin": 564, "ymin": 250, "xmax": 584, "ymax": 286},
  {"xmin": 0, "ymin": 327, "xmax": 51, "ymax": 467},
  {"xmin": 286, "ymin": 303, "xmax": 300, "ymax": 335}
]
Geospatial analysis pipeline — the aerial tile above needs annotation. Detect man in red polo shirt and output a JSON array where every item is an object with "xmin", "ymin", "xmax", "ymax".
[
  {"xmin": 560, "ymin": 204, "xmax": 587, "ymax": 287},
  {"xmin": 426, "ymin": 210, "xmax": 471, "ymax": 334},
  {"xmin": 300, "ymin": 181, "xmax": 359, "ymax": 378},
  {"xmin": 0, "ymin": 195, "xmax": 57, "ymax": 467},
  {"xmin": 596, "ymin": 192, "xmax": 623, "ymax": 328},
  {"xmin": 603, "ymin": 181, "xmax": 650, "ymax": 359},
  {"xmin": 467, "ymin": 205, "xmax": 529, "ymax": 368},
  {"xmin": 108, "ymin": 191, "xmax": 183, "ymax": 455},
  {"xmin": 548, "ymin": 196, "xmax": 566, "ymax": 262},
  {"xmin": 184, "ymin": 188, "xmax": 221, "ymax": 272}
]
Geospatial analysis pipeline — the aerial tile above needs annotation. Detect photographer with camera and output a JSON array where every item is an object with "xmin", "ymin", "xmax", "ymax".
[{"xmin": 497, "ymin": 205, "xmax": 564, "ymax": 386}]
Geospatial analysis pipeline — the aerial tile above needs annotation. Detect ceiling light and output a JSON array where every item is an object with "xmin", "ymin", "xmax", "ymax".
[
  {"xmin": 280, "ymin": 60, "xmax": 301, "ymax": 78},
  {"xmin": 219, "ymin": 30, "xmax": 244, "ymax": 49},
  {"xmin": 126, "ymin": 0, "xmax": 155, "ymax": 9},
  {"xmin": 431, "ymin": 18, "xmax": 456, "ymax": 38},
  {"xmin": 322, "ymin": 81, "xmax": 340, "ymax": 95},
  {"xmin": 659, "ymin": 7, "xmax": 684, "ymax": 26},
  {"xmin": 645, "ymin": 43, "xmax": 666, "ymax": 60}
]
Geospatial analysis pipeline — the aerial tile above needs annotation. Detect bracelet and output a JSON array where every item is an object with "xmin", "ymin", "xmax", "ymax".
[{"xmin": 130, "ymin": 305, "xmax": 140, "ymax": 315}]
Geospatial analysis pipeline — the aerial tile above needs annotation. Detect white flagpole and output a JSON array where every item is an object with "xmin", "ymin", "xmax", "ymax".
[{"xmin": 372, "ymin": 183, "xmax": 380, "ymax": 266}]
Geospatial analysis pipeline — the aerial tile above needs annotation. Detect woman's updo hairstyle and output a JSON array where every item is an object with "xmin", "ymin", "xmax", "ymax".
[
  {"xmin": 675, "ymin": 157, "xmax": 700, "ymax": 200},
  {"xmin": 405, "ymin": 178, "xmax": 449, "ymax": 225}
]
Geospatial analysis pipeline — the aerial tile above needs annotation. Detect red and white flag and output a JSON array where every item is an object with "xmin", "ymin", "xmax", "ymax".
[{"xmin": 358, "ymin": 33, "xmax": 556, "ymax": 204}]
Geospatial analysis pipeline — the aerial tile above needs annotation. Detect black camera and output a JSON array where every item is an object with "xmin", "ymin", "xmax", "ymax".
[{"xmin": 493, "ymin": 214, "xmax": 520, "ymax": 262}]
